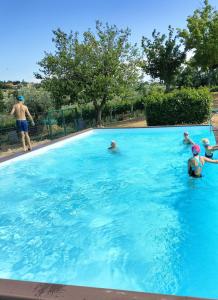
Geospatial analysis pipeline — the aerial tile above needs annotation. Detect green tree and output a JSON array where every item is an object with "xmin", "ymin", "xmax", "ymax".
[
  {"xmin": 179, "ymin": 0, "xmax": 218, "ymax": 73},
  {"xmin": 36, "ymin": 21, "xmax": 140, "ymax": 125},
  {"xmin": 142, "ymin": 26, "xmax": 186, "ymax": 91},
  {"xmin": 35, "ymin": 29, "xmax": 82, "ymax": 108},
  {"xmin": 79, "ymin": 21, "xmax": 140, "ymax": 125},
  {"xmin": 141, "ymin": 26, "xmax": 186, "ymax": 91},
  {"xmin": 176, "ymin": 64, "xmax": 218, "ymax": 88}
]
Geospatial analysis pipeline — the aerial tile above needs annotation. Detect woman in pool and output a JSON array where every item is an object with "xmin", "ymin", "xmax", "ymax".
[
  {"xmin": 202, "ymin": 138, "xmax": 218, "ymax": 158},
  {"xmin": 183, "ymin": 132, "xmax": 194, "ymax": 145},
  {"xmin": 188, "ymin": 144, "xmax": 218, "ymax": 178}
]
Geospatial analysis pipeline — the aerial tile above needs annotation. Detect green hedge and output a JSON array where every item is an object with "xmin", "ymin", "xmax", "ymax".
[{"xmin": 145, "ymin": 88, "xmax": 212, "ymax": 126}]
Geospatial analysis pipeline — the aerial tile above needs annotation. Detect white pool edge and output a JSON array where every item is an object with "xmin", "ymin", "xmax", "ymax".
[{"xmin": 0, "ymin": 129, "xmax": 94, "ymax": 168}]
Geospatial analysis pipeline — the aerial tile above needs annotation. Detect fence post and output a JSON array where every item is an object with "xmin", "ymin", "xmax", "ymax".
[
  {"xmin": 62, "ymin": 109, "xmax": 67, "ymax": 136},
  {"xmin": 48, "ymin": 111, "xmax": 52, "ymax": 139}
]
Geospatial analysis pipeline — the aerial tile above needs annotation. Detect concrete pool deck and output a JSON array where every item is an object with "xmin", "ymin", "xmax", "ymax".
[
  {"xmin": 0, "ymin": 278, "xmax": 208, "ymax": 300},
  {"xmin": 0, "ymin": 128, "xmax": 93, "ymax": 164},
  {"xmin": 0, "ymin": 125, "xmax": 216, "ymax": 300}
]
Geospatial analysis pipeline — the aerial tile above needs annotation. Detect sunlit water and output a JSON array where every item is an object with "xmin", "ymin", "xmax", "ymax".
[{"xmin": 0, "ymin": 127, "xmax": 218, "ymax": 298}]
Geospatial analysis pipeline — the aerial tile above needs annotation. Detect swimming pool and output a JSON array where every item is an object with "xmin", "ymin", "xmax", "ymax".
[{"xmin": 0, "ymin": 126, "xmax": 218, "ymax": 299}]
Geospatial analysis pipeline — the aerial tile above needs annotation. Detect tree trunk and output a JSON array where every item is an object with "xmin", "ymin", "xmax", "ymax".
[
  {"xmin": 96, "ymin": 108, "xmax": 102, "ymax": 127},
  {"xmin": 94, "ymin": 98, "xmax": 107, "ymax": 127},
  {"xmin": 165, "ymin": 82, "xmax": 171, "ymax": 92}
]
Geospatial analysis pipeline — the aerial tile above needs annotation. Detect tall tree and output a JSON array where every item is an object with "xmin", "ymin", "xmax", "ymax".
[
  {"xmin": 141, "ymin": 26, "xmax": 186, "ymax": 91},
  {"xmin": 178, "ymin": 0, "xmax": 218, "ymax": 72},
  {"xmin": 35, "ymin": 29, "xmax": 83, "ymax": 108},
  {"xmin": 79, "ymin": 21, "xmax": 140, "ymax": 125},
  {"xmin": 36, "ymin": 21, "xmax": 140, "ymax": 125}
]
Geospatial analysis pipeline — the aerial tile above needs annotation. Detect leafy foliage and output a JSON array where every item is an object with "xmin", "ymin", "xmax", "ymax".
[
  {"xmin": 2, "ymin": 86, "xmax": 54, "ymax": 118},
  {"xmin": 178, "ymin": 0, "xmax": 218, "ymax": 71},
  {"xmin": 35, "ymin": 28, "xmax": 82, "ymax": 109},
  {"xmin": 36, "ymin": 21, "xmax": 140, "ymax": 124},
  {"xmin": 176, "ymin": 64, "xmax": 218, "ymax": 87},
  {"xmin": 142, "ymin": 26, "xmax": 186, "ymax": 91},
  {"xmin": 145, "ymin": 87, "xmax": 212, "ymax": 125},
  {"xmin": 18, "ymin": 86, "xmax": 54, "ymax": 118}
]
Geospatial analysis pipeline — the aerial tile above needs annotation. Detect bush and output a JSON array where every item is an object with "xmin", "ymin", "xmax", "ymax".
[
  {"xmin": 145, "ymin": 87, "xmax": 212, "ymax": 125},
  {"xmin": 210, "ymin": 86, "xmax": 218, "ymax": 92},
  {"xmin": 0, "ymin": 114, "xmax": 15, "ymax": 129}
]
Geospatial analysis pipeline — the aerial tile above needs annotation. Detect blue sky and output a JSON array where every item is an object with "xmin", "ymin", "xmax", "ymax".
[{"xmin": 0, "ymin": 0, "xmax": 217, "ymax": 82}]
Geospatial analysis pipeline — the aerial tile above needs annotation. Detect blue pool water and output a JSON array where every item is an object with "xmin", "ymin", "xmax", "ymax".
[{"xmin": 0, "ymin": 127, "xmax": 218, "ymax": 298}]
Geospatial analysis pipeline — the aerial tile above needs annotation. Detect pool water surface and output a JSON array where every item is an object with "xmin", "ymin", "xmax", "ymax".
[{"xmin": 0, "ymin": 127, "xmax": 218, "ymax": 298}]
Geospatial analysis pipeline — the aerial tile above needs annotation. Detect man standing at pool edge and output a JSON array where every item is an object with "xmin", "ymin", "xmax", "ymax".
[{"xmin": 10, "ymin": 95, "xmax": 35, "ymax": 151}]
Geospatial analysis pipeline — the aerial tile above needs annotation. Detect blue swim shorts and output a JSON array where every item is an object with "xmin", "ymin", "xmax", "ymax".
[{"xmin": 16, "ymin": 120, "xmax": 28, "ymax": 132}]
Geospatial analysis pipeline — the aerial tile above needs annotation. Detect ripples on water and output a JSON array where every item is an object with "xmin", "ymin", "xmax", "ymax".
[{"xmin": 0, "ymin": 127, "xmax": 218, "ymax": 298}]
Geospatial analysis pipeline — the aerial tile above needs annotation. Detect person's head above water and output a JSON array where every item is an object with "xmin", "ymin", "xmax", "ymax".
[
  {"xmin": 192, "ymin": 144, "xmax": 200, "ymax": 156},
  {"xmin": 110, "ymin": 140, "xmax": 116, "ymax": 148},
  {"xmin": 17, "ymin": 95, "xmax": 25, "ymax": 102},
  {"xmin": 184, "ymin": 131, "xmax": 189, "ymax": 137},
  {"xmin": 202, "ymin": 138, "xmax": 210, "ymax": 146}
]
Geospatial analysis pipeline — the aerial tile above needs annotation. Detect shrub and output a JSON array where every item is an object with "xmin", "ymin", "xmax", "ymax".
[
  {"xmin": 0, "ymin": 114, "xmax": 15, "ymax": 129},
  {"xmin": 145, "ymin": 87, "xmax": 212, "ymax": 125},
  {"xmin": 210, "ymin": 86, "xmax": 218, "ymax": 92}
]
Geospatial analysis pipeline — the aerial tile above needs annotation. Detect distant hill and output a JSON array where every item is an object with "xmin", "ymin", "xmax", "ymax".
[{"xmin": 0, "ymin": 81, "xmax": 28, "ymax": 90}]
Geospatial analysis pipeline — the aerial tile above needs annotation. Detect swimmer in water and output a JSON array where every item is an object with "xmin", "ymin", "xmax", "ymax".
[
  {"xmin": 183, "ymin": 132, "xmax": 194, "ymax": 145},
  {"xmin": 188, "ymin": 144, "xmax": 218, "ymax": 178},
  {"xmin": 201, "ymin": 138, "xmax": 218, "ymax": 159},
  {"xmin": 108, "ymin": 140, "xmax": 118, "ymax": 152}
]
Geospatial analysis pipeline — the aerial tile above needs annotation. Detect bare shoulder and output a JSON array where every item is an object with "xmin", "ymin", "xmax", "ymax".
[
  {"xmin": 200, "ymin": 156, "xmax": 206, "ymax": 164},
  {"xmin": 13, "ymin": 103, "xmax": 20, "ymax": 111}
]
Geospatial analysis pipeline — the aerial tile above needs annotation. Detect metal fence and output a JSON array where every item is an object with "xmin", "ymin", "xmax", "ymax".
[{"xmin": 0, "ymin": 107, "xmax": 145, "ymax": 154}]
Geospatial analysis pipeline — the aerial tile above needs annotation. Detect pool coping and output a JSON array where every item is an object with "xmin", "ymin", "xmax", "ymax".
[
  {"xmin": 0, "ymin": 124, "xmax": 215, "ymax": 300},
  {"xmin": 0, "ymin": 128, "xmax": 93, "ymax": 164},
  {"xmin": 0, "ymin": 278, "xmax": 209, "ymax": 300},
  {"xmin": 0, "ymin": 124, "xmax": 215, "ymax": 164}
]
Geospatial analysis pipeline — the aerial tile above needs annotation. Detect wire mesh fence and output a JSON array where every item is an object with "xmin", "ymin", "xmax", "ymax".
[{"xmin": 0, "ymin": 107, "xmax": 145, "ymax": 154}]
